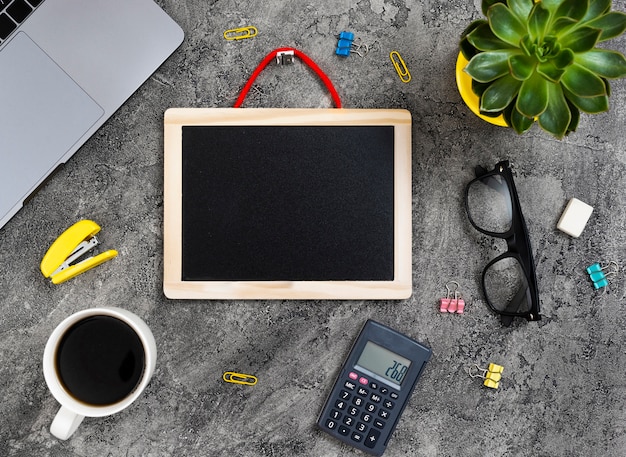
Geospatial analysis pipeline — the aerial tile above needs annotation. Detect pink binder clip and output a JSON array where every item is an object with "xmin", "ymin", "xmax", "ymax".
[
  {"xmin": 453, "ymin": 291, "xmax": 466, "ymax": 314},
  {"xmin": 448, "ymin": 289, "xmax": 465, "ymax": 313},
  {"xmin": 439, "ymin": 282, "xmax": 458, "ymax": 313},
  {"xmin": 439, "ymin": 282, "xmax": 466, "ymax": 314}
]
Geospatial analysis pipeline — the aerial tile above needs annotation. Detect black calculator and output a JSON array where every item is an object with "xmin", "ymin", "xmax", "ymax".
[{"xmin": 317, "ymin": 320, "xmax": 432, "ymax": 456}]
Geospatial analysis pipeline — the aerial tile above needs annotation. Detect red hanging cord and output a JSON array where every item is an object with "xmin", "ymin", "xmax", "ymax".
[{"xmin": 233, "ymin": 47, "xmax": 342, "ymax": 108}]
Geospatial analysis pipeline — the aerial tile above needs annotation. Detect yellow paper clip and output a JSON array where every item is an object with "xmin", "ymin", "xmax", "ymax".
[
  {"xmin": 223, "ymin": 26, "xmax": 258, "ymax": 41},
  {"xmin": 389, "ymin": 50, "xmax": 411, "ymax": 83},
  {"xmin": 40, "ymin": 220, "xmax": 118, "ymax": 284},
  {"xmin": 223, "ymin": 372, "xmax": 258, "ymax": 386}
]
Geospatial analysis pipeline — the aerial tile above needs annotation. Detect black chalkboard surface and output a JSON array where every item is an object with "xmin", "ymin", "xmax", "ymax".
[{"xmin": 164, "ymin": 108, "xmax": 412, "ymax": 299}]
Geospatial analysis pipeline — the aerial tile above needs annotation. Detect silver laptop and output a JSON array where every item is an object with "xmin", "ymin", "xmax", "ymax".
[{"xmin": 0, "ymin": 0, "xmax": 184, "ymax": 229}]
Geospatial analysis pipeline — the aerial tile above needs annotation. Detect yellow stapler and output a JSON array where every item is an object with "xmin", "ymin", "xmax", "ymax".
[{"xmin": 40, "ymin": 220, "xmax": 118, "ymax": 284}]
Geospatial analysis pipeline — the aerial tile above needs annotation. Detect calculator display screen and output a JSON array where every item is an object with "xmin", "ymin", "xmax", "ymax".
[{"xmin": 355, "ymin": 341, "xmax": 412, "ymax": 387}]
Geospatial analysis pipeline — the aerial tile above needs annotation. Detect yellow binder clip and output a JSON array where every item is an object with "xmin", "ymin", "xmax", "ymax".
[
  {"xmin": 223, "ymin": 372, "xmax": 258, "ymax": 386},
  {"xmin": 223, "ymin": 26, "xmax": 258, "ymax": 41},
  {"xmin": 389, "ymin": 50, "xmax": 411, "ymax": 83},
  {"xmin": 40, "ymin": 220, "xmax": 118, "ymax": 284},
  {"xmin": 467, "ymin": 363, "xmax": 504, "ymax": 389}
]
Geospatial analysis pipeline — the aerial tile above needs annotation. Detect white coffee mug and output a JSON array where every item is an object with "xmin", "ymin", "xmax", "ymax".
[{"xmin": 43, "ymin": 307, "xmax": 157, "ymax": 440}]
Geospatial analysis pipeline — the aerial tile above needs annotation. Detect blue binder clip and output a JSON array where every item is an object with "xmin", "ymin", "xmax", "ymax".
[
  {"xmin": 586, "ymin": 261, "xmax": 618, "ymax": 289},
  {"xmin": 335, "ymin": 31, "xmax": 357, "ymax": 57}
]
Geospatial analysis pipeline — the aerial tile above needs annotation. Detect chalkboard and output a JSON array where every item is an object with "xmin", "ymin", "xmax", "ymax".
[{"xmin": 164, "ymin": 108, "xmax": 412, "ymax": 299}]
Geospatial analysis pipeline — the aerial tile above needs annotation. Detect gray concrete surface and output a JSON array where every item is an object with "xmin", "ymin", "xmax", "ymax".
[{"xmin": 2, "ymin": 0, "xmax": 626, "ymax": 456}]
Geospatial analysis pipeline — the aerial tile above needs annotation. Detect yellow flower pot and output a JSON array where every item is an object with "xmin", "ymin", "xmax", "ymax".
[{"xmin": 455, "ymin": 52, "xmax": 508, "ymax": 127}]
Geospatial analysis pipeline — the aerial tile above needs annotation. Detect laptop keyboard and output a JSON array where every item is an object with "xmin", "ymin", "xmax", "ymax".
[{"xmin": 0, "ymin": 0, "xmax": 43, "ymax": 42}]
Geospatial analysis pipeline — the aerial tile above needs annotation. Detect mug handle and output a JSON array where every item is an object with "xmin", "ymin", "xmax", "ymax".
[{"xmin": 50, "ymin": 406, "xmax": 84, "ymax": 440}]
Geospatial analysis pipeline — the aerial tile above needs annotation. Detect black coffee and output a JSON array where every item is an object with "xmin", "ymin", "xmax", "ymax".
[{"xmin": 55, "ymin": 315, "xmax": 145, "ymax": 406}]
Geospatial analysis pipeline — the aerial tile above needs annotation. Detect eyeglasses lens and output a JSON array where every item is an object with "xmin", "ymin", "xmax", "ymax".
[
  {"xmin": 484, "ymin": 256, "xmax": 532, "ymax": 314},
  {"xmin": 466, "ymin": 174, "xmax": 513, "ymax": 234},
  {"xmin": 467, "ymin": 173, "xmax": 534, "ymax": 316}
]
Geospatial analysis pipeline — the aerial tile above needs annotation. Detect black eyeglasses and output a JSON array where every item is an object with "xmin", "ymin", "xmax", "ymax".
[{"xmin": 464, "ymin": 161, "xmax": 540, "ymax": 325}]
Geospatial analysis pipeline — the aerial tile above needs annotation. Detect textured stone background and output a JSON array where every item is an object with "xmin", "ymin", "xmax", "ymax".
[{"xmin": 1, "ymin": 0, "xmax": 625, "ymax": 456}]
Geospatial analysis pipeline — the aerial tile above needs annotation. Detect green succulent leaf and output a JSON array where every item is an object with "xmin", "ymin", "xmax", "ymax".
[
  {"xmin": 582, "ymin": 0, "xmax": 612, "ymax": 22},
  {"xmin": 480, "ymin": 109, "xmax": 505, "ymax": 118},
  {"xmin": 575, "ymin": 49, "xmax": 626, "ymax": 78},
  {"xmin": 481, "ymin": 0, "xmax": 505, "ymax": 17},
  {"xmin": 539, "ymin": 0, "xmax": 567, "ymax": 13},
  {"xmin": 471, "ymin": 79, "xmax": 491, "ymax": 98},
  {"xmin": 559, "ymin": 26, "xmax": 602, "ymax": 53},
  {"xmin": 563, "ymin": 86, "xmax": 609, "ymax": 113},
  {"xmin": 537, "ymin": 61, "xmax": 566, "ymax": 82},
  {"xmin": 520, "ymin": 34, "xmax": 534, "ymax": 56},
  {"xmin": 517, "ymin": 71, "xmax": 550, "ymax": 117},
  {"xmin": 461, "ymin": 20, "xmax": 485, "ymax": 40},
  {"xmin": 460, "ymin": 37, "xmax": 478, "ymax": 60},
  {"xmin": 467, "ymin": 22, "xmax": 511, "ymax": 51},
  {"xmin": 561, "ymin": 63, "xmax": 607, "ymax": 97},
  {"xmin": 506, "ymin": 104, "xmax": 535, "ymax": 134},
  {"xmin": 554, "ymin": 49, "xmax": 575, "ymax": 69},
  {"xmin": 554, "ymin": 0, "xmax": 588, "ymax": 21},
  {"xmin": 465, "ymin": 50, "xmax": 518, "ymax": 83},
  {"xmin": 480, "ymin": 74, "xmax": 522, "ymax": 112},
  {"xmin": 507, "ymin": 0, "xmax": 534, "ymax": 22},
  {"xmin": 566, "ymin": 99, "xmax": 580, "ymax": 134},
  {"xmin": 488, "ymin": 3, "xmax": 527, "ymax": 46},
  {"xmin": 460, "ymin": 20, "xmax": 486, "ymax": 60},
  {"xmin": 528, "ymin": 2, "xmax": 551, "ymax": 41},
  {"xmin": 587, "ymin": 12, "xmax": 626, "ymax": 41},
  {"xmin": 538, "ymin": 83, "xmax": 571, "ymax": 139},
  {"xmin": 502, "ymin": 103, "xmax": 514, "ymax": 128},
  {"xmin": 509, "ymin": 54, "xmax": 537, "ymax": 80},
  {"xmin": 552, "ymin": 17, "xmax": 578, "ymax": 36}
]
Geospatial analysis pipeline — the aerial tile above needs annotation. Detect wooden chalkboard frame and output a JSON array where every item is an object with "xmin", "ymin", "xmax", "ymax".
[{"xmin": 163, "ymin": 108, "xmax": 412, "ymax": 299}]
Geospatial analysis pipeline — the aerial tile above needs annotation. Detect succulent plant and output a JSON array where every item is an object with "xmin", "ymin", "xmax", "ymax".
[{"xmin": 460, "ymin": 0, "xmax": 626, "ymax": 138}]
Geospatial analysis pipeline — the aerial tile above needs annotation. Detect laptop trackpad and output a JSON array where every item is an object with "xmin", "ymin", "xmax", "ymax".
[{"xmin": 0, "ymin": 32, "xmax": 104, "ymax": 210}]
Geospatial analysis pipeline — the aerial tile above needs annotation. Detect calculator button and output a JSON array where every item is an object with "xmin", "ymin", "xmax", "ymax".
[
  {"xmin": 380, "ymin": 387, "xmax": 389, "ymax": 395},
  {"xmin": 359, "ymin": 377, "xmax": 369, "ymax": 385},
  {"xmin": 384, "ymin": 400, "xmax": 395, "ymax": 410},
  {"xmin": 374, "ymin": 419, "xmax": 385, "ymax": 429},
  {"xmin": 343, "ymin": 416, "xmax": 354, "ymax": 427},
  {"xmin": 356, "ymin": 422, "xmax": 367, "ymax": 433},
  {"xmin": 351, "ymin": 432, "xmax": 363, "ymax": 443},
  {"xmin": 335, "ymin": 400, "xmax": 347, "ymax": 410},
  {"xmin": 365, "ymin": 428, "xmax": 381, "ymax": 449},
  {"xmin": 365, "ymin": 403, "xmax": 377, "ymax": 413},
  {"xmin": 370, "ymin": 382, "xmax": 379, "ymax": 390},
  {"xmin": 338, "ymin": 425, "xmax": 350, "ymax": 436},
  {"xmin": 330, "ymin": 409, "xmax": 342, "ymax": 420},
  {"xmin": 353, "ymin": 397, "xmax": 364, "ymax": 407},
  {"xmin": 344, "ymin": 381, "xmax": 356, "ymax": 391},
  {"xmin": 348, "ymin": 407, "xmax": 359, "ymax": 416},
  {"xmin": 325, "ymin": 419, "xmax": 338, "ymax": 430},
  {"xmin": 390, "ymin": 391, "xmax": 399, "ymax": 400},
  {"xmin": 349, "ymin": 372, "xmax": 358, "ymax": 380},
  {"xmin": 378, "ymin": 409, "xmax": 390, "ymax": 420},
  {"xmin": 370, "ymin": 393, "xmax": 381, "ymax": 403},
  {"xmin": 340, "ymin": 390, "xmax": 351, "ymax": 400},
  {"xmin": 357, "ymin": 387, "xmax": 369, "ymax": 397},
  {"xmin": 361, "ymin": 412, "xmax": 372, "ymax": 423}
]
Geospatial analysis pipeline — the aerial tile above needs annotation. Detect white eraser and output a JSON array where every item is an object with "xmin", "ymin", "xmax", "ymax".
[{"xmin": 557, "ymin": 198, "xmax": 594, "ymax": 238}]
